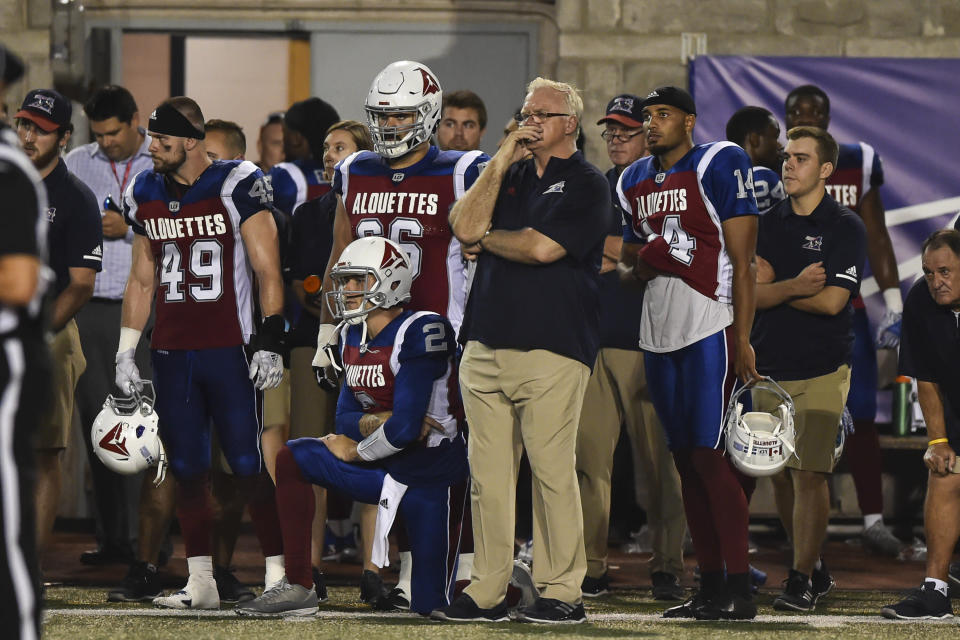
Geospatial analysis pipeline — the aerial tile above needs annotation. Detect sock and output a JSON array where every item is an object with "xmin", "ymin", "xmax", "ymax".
[
  {"xmin": 846, "ymin": 419, "xmax": 885, "ymax": 515},
  {"xmin": 176, "ymin": 473, "xmax": 213, "ymax": 557},
  {"xmin": 396, "ymin": 551, "xmax": 412, "ymax": 598},
  {"xmin": 274, "ymin": 446, "xmax": 315, "ymax": 589},
  {"xmin": 700, "ymin": 570, "xmax": 725, "ymax": 597},
  {"xmin": 727, "ymin": 572, "xmax": 750, "ymax": 599},
  {"xmin": 456, "ymin": 553, "xmax": 474, "ymax": 582},
  {"xmin": 814, "ymin": 557, "xmax": 823, "ymax": 572},
  {"xmin": 187, "ymin": 555, "xmax": 214, "ymax": 582},
  {"xmin": 863, "ymin": 513, "xmax": 883, "ymax": 530},
  {"xmin": 926, "ymin": 578, "xmax": 949, "ymax": 597},
  {"xmin": 264, "ymin": 554, "xmax": 285, "ymax": 588},
  {"xmin": 672, "ymin": 450, "xmax": 724, "ymax": 572},
  {"xmin": 690, "ymin": 448, "xmax": 751, "ymax": 574},
  {"xmin": 248, "ymin": 473, "xmax": 284, "ymax": 557}
]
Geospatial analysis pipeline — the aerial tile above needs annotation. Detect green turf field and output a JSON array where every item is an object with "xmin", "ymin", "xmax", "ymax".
[{"xmin": 41, "ymin": 586, "xmax": 958, "ymax": 640}]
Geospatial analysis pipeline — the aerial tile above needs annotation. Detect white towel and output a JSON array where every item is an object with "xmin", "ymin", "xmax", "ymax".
[{"xmin": 371, "ymin": 473, "xmax": 408, "ymax": 568}]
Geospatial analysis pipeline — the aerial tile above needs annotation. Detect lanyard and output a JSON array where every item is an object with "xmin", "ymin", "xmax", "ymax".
[{"xmin": 110, "ymin": 159, "xmax": 134, "ymax": 197}]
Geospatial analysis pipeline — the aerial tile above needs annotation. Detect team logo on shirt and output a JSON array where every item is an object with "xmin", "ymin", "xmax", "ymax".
[
  {"xmin": 392, "ymin": 172, "xmax": 405, "ymax": 183},
  {"xmin": 802, "ymin": 235, "xmax": 823, "ymax": 251},
  {"xmin": 543, "ymin": 181, "xmax": 565, "ymax": 195},
  {"xmin": 655, "ymin": 172, "xmax": 666, "ymax": 184},
  {"xmin": 169, "ymin": 201, "xmax": 181, "ymax": 213},
  {"xmin": 45, "ymin": 207, "xmax": 56, "ymax": 222},
  {"xmin": 354, "ymin": 390, "xmax": 377, "ymax": 410},
  {"xmin": 837, "ymin": 265, "xmax": 859, "ymax": 283}
]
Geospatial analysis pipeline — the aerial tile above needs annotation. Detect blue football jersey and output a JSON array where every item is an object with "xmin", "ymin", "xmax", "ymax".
[
  {"xmin": 268, "ymin": 157, "xmax": 331, "ymax": 217},
  {"xmin": 752, "ymin": 165, "xmax": 785, "ymax": 213}
]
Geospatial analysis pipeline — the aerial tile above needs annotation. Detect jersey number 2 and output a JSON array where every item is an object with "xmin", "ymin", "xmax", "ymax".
[{"xmin": 160, "ymin": 240, "xmax": 224, "ymax": 302}]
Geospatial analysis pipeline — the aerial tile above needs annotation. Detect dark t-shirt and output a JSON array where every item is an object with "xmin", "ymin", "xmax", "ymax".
[
  {"xmin": 43, "ymin": 160, "xmax": 103, "ymax": 295},
  {"xmin": 898, "ymin": 277, "xmax": 960, "ymax": 441},
  {"xmin": 287, "ymin": 189, "xmax": 337, "ymax": 349},
  {"xmin": 461, "ymin": 151, "xmax": 612, "ymax": 367},
  {"xmin": 598, "ymin": 166, "xmax": 643, "ymax": 351},
  {"xmin": 752, "ymin": 192, "xmax": 867, "ymax": 380}
]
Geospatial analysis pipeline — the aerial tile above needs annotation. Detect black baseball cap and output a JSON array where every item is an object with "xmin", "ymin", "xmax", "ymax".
[
  {"xmin": 597, "ymin": 93, "xmax": 644, "ymax": 128},
  {"xmin": 0, "ymin": 43, "xmax": 25, "ymax": 85},
  {"xmin": 15, "ymin": 88, "xmax": 72, "ymax": 132},
  {"xmin": 640, "ymin": 86, "xmax": 697, "ymax": 116}
]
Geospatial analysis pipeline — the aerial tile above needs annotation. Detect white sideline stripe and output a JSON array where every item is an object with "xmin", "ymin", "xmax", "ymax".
[
  {"xmin": 42, "ymin": 608, "xmax": 960, "ymax": 627},
  {"xmin": 885, "ymin": 197, "xmax": 960, "ymax": 228}
]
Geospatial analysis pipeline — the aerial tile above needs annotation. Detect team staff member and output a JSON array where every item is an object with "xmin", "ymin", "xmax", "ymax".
[
  {"xmin": 882, "ymin": 230, "xmax": 960, "ymax": 620},
  {"xmin": 576, "ymin": 93, "xmax": 685, "ymax": 600},
  {"xmin": 65, "ymin": 86, "xmax": 165, "ymax": 596},
  {"xmin": 0, "ymin": 44, "xmax": 50, "ymax": 640},
  {"xmin": 753, "ymin": 126, "xmax": 866, "ymax": 612},
  {"xmin": 434, "ymin": 77, "xmax": 610, "ymax": 625},
  {"xmin": 437, "ymin": 90, "xmax": 487, "ymax": 152},
  {"xmin": 15, "ymin": 89, "xmax": 103, "ymax": 560},
  {"xmin": 785, "ymin": 85, "xmax": 902, "ymax": 555}
]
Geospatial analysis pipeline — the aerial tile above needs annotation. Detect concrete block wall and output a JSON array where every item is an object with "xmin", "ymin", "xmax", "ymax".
[{"xmin": 1, "ymin": 0, "xmax": 52, "ymax": 111}]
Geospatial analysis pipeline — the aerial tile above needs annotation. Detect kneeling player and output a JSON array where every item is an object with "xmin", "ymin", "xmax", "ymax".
[{"xmin": 236, "ymin": 237, "xmax": 468, "ymax": 617}]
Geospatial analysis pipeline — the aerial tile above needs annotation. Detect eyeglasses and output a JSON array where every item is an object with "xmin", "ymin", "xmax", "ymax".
[
  {"xmin": 601, "ymin": 130, "xmax": 643, "ymax": 143},
  {"xmin": 515, "ymin": 111, "xmax": 571, "ymax": 124}
]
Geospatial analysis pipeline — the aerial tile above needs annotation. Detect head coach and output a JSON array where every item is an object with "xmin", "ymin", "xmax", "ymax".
[{"xmin": 431, "ymin": 77, "xmax": 611, "ymax": 625}]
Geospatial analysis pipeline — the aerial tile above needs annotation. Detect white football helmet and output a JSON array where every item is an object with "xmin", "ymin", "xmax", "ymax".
[
  {"xmin": 91, "ymin": 381, "xmax": 167, "ymax": 485},
  {"xmin": 725, "ymin": 378, "xmax": 797, "ymax": 477},
  {"xmin": 326, "ymin": 236, "xmax": 413, "ymax": 326},
  {"xmin": 365, "ymin": 60, "xmax": 443, "ymax": 159}
]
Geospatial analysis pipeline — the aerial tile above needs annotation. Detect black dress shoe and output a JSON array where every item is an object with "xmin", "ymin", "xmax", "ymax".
[{"xmin": 80, "ymin": 545, "xmax": 135, "ymax": 566}]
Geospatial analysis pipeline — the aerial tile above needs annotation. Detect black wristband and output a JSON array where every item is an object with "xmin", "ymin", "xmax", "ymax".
[{"xmin": 257, "ymin": 314, "xmax": 286, "ymax": 354}]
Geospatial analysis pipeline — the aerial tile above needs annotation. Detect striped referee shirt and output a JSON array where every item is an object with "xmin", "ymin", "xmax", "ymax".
[{"xmin": 64, "ymin": 132, "xmax": 152, "ymax": 299}]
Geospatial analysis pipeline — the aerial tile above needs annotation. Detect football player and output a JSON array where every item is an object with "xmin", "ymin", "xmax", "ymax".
[
  {"xmin": 237, "ymin": 236, "xmax": 468, "ymax": 617},
  {"xmin": 726, "ymin": 106, "xmax": 786, "ymax": 213},
  {"xmin": 618, "ymin": 86, "xmax": 760, "ymax": 620},
  {"xmin": 785, "ymin": 84, "xmax": 904, "ymax": 555},
  {"xmin": 117, "ymin": 96, "xmax": 287, "ymax": 609}
]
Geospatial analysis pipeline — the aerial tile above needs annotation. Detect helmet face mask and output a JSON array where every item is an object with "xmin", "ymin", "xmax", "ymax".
[
  {"xmin": 325, "ymin": 237, "xmax": 413, "ymax": 326},
  {"xmin": 91, "ymin": 381, "xmax": 167, "ymax": 485},
  {"xmin": 365, "ymin": 60, "xmax": 442, "ymax": 159},
  {"xmin": 724, "ymin": 378, "xmax": 797, "ymax": 477}
]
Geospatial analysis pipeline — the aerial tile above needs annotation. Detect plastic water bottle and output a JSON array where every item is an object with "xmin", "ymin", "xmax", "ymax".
[{"xmin": 892, "ymin": 375, "xmax": 911, "ymax": 437}]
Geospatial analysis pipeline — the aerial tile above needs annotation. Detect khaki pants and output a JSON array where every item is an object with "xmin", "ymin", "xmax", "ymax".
[
  {"xmin": 460, "ymin": 341, "xmax": 590, "ymax": 607},
  {"xmin": 289, "ymin": 347, "xmax": 337, "ymax": 439},
  {"xmin": 36, "ymin": 319, "xmax": 85, "ymax": 450},
  {"xmin": 576, "ymin": 348, "xmax": 686, "ymax": 578}
]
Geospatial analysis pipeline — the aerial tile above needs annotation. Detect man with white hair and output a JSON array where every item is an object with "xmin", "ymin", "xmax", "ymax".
[{"xmin": 432, "ymin": 77, "xmax": 611, "ymax": 624}]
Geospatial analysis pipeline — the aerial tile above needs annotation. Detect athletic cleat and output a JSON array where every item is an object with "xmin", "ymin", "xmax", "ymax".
[
  {"xmin": 696, "ymin": 593, "xmax": 757, "ymax": 620},
  {"xmin": 153, "ymin": 575, "xmax": 220, "ymax": 610},
  {"xmin": 773, "ymin": 569, "xmax": 815, "ymax": 612},
  {"xmin": 515, "ymin": 597, "xmax": 586, "ymax": 624},
  {"xmin": 516, "ymin": 539, "xmax": 533, "ymax": 566},
  {"xmin": 430, "ymin": 593, "xmax": 509, "ymax": 622},
  {"xmin": 509, "ymin": 560, "xmax": 538, "ymax": 609},
  {"xmin": 948, "ymin": 562, "xmax": 960, "ymax": 598},
  {"xmin": 107, "ymin": 561, "xmax": 161, "ymax": 602},
  {"xmin": 651, "ymin": 571, "xmax": 685, "ymax": 601},
  {"xmin": 215, "ymin": 565, "xmax": 254, "ymax": 604},
  {"xmin": 374, "ymin": 586, "xmax": 410, "ymax": 611},
  {"xmin": 581, "ymin": 572, "xmax": 610, "ymax": 598},
  {"xmin": 663, "ymin": 590, "xmax": 712, "ymax": 618},
  {"xmin": 861, "ymin": 521, "xmax": 904, "ymax": 557},
  {"xmin": 235, "ymin": 577, "xmax": 319, "ymax": 617},
  {"xmin": 810, "ymin": 558, "xmax": 835, "ymax": 603},
  {"xmin": 312, "ymin": 567, "xmax": 329, "ymax": 603},
  {"xmin": 881, "ymin": 582, "xmax": 953, "ymax": 620},
  {"xmin": 360, "ymin": 569, "xmax": 388, "ymax": 605}
]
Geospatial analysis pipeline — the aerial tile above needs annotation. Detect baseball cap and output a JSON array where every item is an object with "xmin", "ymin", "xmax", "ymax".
[
  {"xmin": 0, "ymin": 43, "xmax": 25, "ymax": 85},
  {"xmin": 640, "ymin": 86, "xmax": 697, "ymax": 116},
  {"xmin": 15, "ymin": 88, "xmax": 72, "ymax": 132},
  {"xmin": 597, "ymin": 94, "xmax": 644, "ymax": 128}
]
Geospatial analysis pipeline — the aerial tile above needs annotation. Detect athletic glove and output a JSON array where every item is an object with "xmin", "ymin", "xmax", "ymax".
[
  {"xmin": 875, "ymin": 309, "xmax": 902, "ymax": 349},
  {"xmin": 115, "ymin": 348, "xmax": 143, "ymax": 394},
  {"xmin": 312, "ymin": 323, "xmax": 342, "ymax": 392},
  {"xmin": 248, "ymin": 314, "xmax": 286, "ymax": 390}
]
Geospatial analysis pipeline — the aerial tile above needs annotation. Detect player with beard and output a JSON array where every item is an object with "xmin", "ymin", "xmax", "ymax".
[
  {"xmin": 785, "ymin": 84, "xmax": 903, "ymax": 556},
  {"xmin": 618, "ymin": 86, "xmax": 760, "ymax": 620},
  {"xmin": 726, "ymin": 106, "xmax": 785, "ymax": 213},
  {"xmin": 117, "ymin": 96, "xmax": 288, "ymax": 609}
]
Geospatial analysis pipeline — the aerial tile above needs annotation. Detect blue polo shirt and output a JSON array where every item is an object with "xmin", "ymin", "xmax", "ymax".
[
  {"xmin": 461, "ymin": 151, "xmax": 612, "ymax": 367},
  {"xmin": 599, "ymin": 166, "xmax": 642, "ymax": 351},
  {"xmin": 751, "ymin": 192, "xmax": 866, "ymax": 380},
  {"xmin": 43, "ymin": 159, "xmax": 103, "ymax": 295}
]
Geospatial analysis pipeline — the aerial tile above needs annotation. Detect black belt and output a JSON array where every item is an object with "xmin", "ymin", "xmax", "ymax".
[{"xmin": 90, "ymin": 297, "xmax": 124, "ymax": 304}]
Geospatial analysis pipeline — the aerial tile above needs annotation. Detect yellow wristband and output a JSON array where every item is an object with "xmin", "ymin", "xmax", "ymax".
[{"xmin": 928, "ymin": 438, "xmax": 949, "ymax": 446}]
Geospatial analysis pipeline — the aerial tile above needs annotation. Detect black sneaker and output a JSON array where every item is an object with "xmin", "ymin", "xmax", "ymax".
[
  {"xmin": 773, "ymin": 569, "xmax": 815, "ymax": 612},
  {"xmin": 312, "ymin": 567, "xmax": 329, "ymax": 603},
  {"xmin": 515, "ymin": 597, "xmax": 586, "ymax": 624},
  {"xmin": 215, "ymin": 566, "xmax": 254, "ymax": 604},
  {"xmin": 695, "ymin": 593, "xmax": 757, "ymax": 620},
  {"xmin": 881, "ymin": 582, "xmax": 954, "ymax": 620},
  {"xmin": 651, "ymin": 572, "xmax": 685, "ymax": 601},
  {"xmin": 430, "ymin": 593, "xmax": 508, "ymax": 622},
  {"xmin": 948, "ymin": 563, "xmax": 960, "ymax": 599},
  {"xmin": 107, "ymin": 561, "xmax": 162, "ymax": 602},
  {"xmin": 810, "ymin": 559, "xmax": 835, "ymax": 603},
  {"xmin": 360, "ymin": 570, "xmax": 388, "ymax": 605},
  {"xmin": 581, "ymin": 572, "xmax": 609, "ymax": 598},
  {"xmin": 663, "ymin": 590, "xmax": 712, "ymax": 618},
  {"xmin": 375, "ymin": 586, "xmax": 410, "ymax": 612}
]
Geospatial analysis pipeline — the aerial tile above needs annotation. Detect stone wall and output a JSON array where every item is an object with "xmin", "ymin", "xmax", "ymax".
[{"xmin": 1, "ymin": 0, "xmax": 52, "ymax": 110}]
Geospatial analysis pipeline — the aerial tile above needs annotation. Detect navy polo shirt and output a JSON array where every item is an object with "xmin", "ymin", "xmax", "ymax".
[
  {"xmin": 898, "ymin": 277, "xmax": 960, "ymax": 441},
  {"xmin": 751, "ymin": 192, "xmax": 866, "ymax": 380},
  {"xmin": 461, "ymin": 151, "xmax": 612, "ymax": 367},
  {"xmin": 599, "ymin": 166, "xmax": 642, "ymax": 350},
  {"xmin": 43, "ymin": 159, "xmax": 103, "ymax": 295},
  {"xmin": 286, "ymin": 189, "xmax": 336, "ymax": 349}
]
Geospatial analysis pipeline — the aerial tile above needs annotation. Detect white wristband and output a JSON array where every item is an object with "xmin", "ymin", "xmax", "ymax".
[
  {"xmin": 882, "ymin": 288, "xmax": 903, "ymax": 314},
  {"xmin": 357, "ymin": 425, "xmax": 402, "ymax": 462},
  {"xmin": 118, "ymin": 327, "xmax": 142, "ymax": 354}
]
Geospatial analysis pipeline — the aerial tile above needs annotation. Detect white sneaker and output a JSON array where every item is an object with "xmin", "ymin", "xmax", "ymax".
[{"xmin": 153, "ymin": 575, "xmax": 220, "ymax": 609}]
